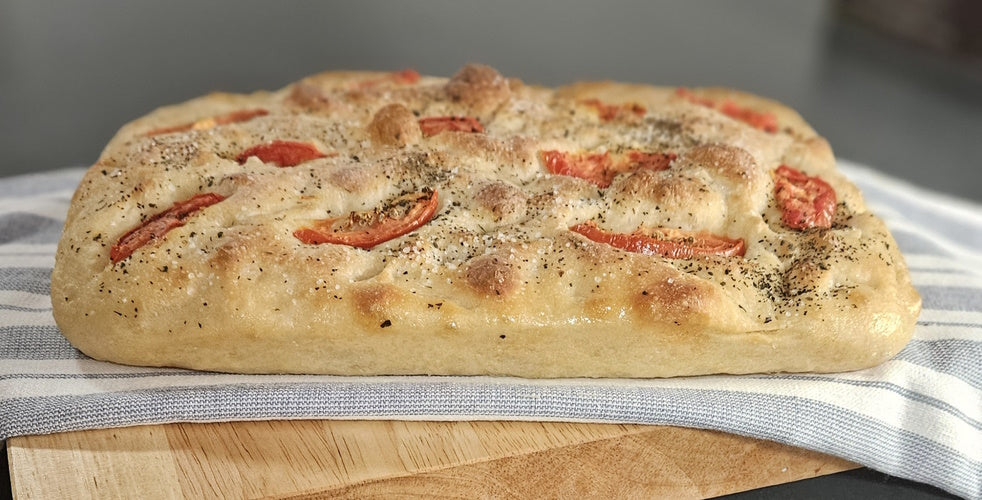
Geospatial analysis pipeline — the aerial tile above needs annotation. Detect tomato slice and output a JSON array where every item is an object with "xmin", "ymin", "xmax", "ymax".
[
  {"xmin": 392, "ymin": 69, "xmax": 421, "ymax": 84},
  {"xmin": 625, "ymin": 151, "xmax": 676, "ymax": 172},
  {"xmin": 774, "ymin": 165, "xmax": 837, "ymax": 230},
  {"xmin": 236, "ymin": 140, "xmax": 327, "ymax": 167},
  {"xmin": 676, "ymin": 88, "xmax": 778, "ymax": 133},
  {"xmin": 145, "ymin": 109, "xmax": 268, "ymax": 136},
  {"xmin": 579, "ymin": 99, "xmax": 646, "ymax": 122},
  {"xmin": 110, "ymin": 193, "xmax": 225, "ymax": 263},
  {"xmin": 418, "ymin": 116, "xmax": 484, "ymax": 137},
  {"xmin": 571, "ymin": 221, "xmax": 745, "ymax": 259},
  {"xmin": 674, "ymin": 87, "xmax": 715, "ymax": 107},
  {"xmin": 719, "ymin": 100, "xmax": 778, "ymax": 133},
  {"xmin": 294, "ymin": 190, "xmax": 438, "ymax": 249},
  {"xmin": 357, "ymin": 69, "xmax": 421, "ymax": 89},
  {"xmin": 542, "ymin": 150, "xmax": 611, "ymax": 186},
  {"xmin": 541, "ymin": 150, "xmax": 676, "ymax": 188}
]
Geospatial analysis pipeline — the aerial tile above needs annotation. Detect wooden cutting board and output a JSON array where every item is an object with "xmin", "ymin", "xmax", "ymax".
[{"xmin": 8, "ymin": 420, "xmax": 855, "ymax": 498}]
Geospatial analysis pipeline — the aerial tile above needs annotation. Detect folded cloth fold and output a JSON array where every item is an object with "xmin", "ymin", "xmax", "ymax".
[{"xmin": 1, "ymin": 161, "xmax": 979, "ymax": 498}]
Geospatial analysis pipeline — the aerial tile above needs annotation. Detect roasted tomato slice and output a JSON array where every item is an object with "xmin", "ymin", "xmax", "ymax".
[
  {"xmin": 674, "ymin": 87, "xmax": 716, "ymax": 107},
  {"xmin": 571, "ymin": 221, "xmax": 745, "ymax": 259},
  {"xmin": 236, "ymin": 140, "xmax": 327, "ymax": 167},
  {"xmin": 357, "ymin": 69, "xmax": 421, "ymax": 89},
  {"xmin": 579, "ymin": 99, "xmax": 646, "ymax": 122},
  {"xmin": 145, "ymin": 108, "xmax": 268, "ymax": 136},
  {"xmin": 391, "ymin": 68, "xmax": 421, "ymax": 84},
  {"xmin": 541, "ymin": 150, "xmax": 676, "ymax": 187},
  {"xmin": 624, "ymin": 151, "xmax": 676, "ymax": 172},
  {"xmin": 294, "ymin": 190, "xmax": 438, "ymax": 249},
  {"xmin": 676, "ymin": 88, "xmax": 778, "ymax": 133},
  {"xmin": 719, "ymin": 100, "xmax": 778, "ymax": 133},
  {"xmin": 418, "ymin": 116, "xmax": 484, "ymax": 137},
  {"xmin": 542, "ymin": 150, "xmax": 612, "ymax": 186},
  {"xmin": 774, "ymin": 165, "xmax": 837, "ymax": 230},
  {"xmin": 110, "ymin": 193, "xmax": 225, "ymax": 263}
]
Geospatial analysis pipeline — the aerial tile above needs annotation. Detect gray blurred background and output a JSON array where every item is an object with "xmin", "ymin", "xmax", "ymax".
[{"xmin": 1, "ymin": 0, "xmax": 980, "ymax": 200}]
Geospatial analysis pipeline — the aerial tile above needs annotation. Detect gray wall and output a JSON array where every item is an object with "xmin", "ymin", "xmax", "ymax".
[{"xmin": 2, "ymin": 1, "xmax": 980, "ymax": 200}]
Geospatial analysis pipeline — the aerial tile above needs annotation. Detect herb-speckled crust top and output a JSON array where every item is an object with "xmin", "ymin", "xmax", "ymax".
[{"xmin": 51, "ymin": 64, "xmax": 921, "ymax": 377}]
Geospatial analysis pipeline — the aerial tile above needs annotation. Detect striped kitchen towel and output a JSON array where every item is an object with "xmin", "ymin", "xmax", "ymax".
[{"xmin": 1, "ymin": 161, "xmax": 979, "ymax": 499}]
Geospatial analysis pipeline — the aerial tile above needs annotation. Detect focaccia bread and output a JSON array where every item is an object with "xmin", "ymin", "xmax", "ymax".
[{"xmin": 51, "ymin": 64, "xmax": 921, "ymax": 377}]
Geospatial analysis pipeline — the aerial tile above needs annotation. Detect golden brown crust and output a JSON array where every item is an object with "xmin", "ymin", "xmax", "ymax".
[
  {"xmin": 445, "ymin": 64, "xmax": 512, "ymax": 115},
  {"xmin": 679, "ymin": 144, "xmax": 759, "ymax": 183},
  {"xmin": 465, "ymin": 253, "xmax": 520, "ymax": 298},
  {"xmin": 368, "ymin": 103, "xmax": 421, "ymax": 148},
  {"xmin": 51, "ymin": 64, "xmax": 920, "ymax": 377},
  {"xmin": 474, "ymin": 180, "xmax": 529, "ymax": 222}
]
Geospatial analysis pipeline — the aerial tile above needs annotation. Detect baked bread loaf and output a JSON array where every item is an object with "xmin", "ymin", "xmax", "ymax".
[{"xmin": 51, "ymin": 64, "xmax": 921, "ymax": 377}]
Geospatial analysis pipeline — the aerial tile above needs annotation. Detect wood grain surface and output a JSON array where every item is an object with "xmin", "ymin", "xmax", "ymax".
[{"xmin": 8, "ymin": 421, "xmax": 857, "ymax": 499}]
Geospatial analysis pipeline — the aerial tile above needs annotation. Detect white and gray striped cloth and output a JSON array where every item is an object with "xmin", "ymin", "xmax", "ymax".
[{"xmin": 2, "ymin": 162, "xmax": 979, "ymax": 498}]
